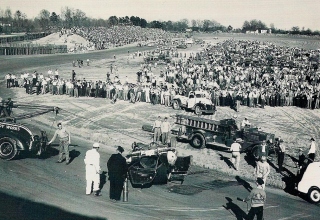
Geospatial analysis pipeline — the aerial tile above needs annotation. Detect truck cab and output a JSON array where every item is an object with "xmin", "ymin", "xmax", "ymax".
[
  {"xmin": 172, "ymin": 91, "xmax": 216, "ymax": 115},
  {"xmin": 297, "ymin": 162, "xmax": 320, "ymax": 203}
]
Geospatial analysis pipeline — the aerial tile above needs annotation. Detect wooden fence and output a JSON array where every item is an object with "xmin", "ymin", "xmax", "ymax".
[{"xmin": 0, "ymin": 43, "xmax": 67, "ymax": 55}]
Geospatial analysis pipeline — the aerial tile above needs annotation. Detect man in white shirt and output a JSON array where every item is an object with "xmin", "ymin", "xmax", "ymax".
[
  {"xmin": 84, "ymin": 143, "xmax": 101, "ymax": 196},
  {"xmin": 161, "ymin": 117, "xmax": 171, "ymax": 145},
  {"xmin": 308, "ymin": 137, "xmax": 317, "ymax": 162},
  {"xmin": 230, "ymin": 138, "xmax": 242, "ymax": 170},
  {"xmin": 153, "ymin": 116, "xmax": 162, "ymax": 143},
  {"xmin": 241, "ymin": 118, "xmax": 251, "ymax": 128}
]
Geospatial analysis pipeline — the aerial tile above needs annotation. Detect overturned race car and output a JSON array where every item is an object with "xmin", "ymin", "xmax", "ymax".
[{"xmin": 125, "ymin": 142, "xmax": 192, "ymax": 187}]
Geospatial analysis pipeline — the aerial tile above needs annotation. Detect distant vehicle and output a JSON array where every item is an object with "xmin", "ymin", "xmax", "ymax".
[
  {"xmin": 171, "ymin": 91, "xmax": 216, "ymax": 115},
  {"xmin": 297, "ymin": 162, "xmax": 320, "ymax": 203},
  {"xmin": 176, "ymin": 44, "xmax": 187, "ymax": 49},
  {"xmin": 126, "ymin": 142, "xmax": 192, "ymax": 187},
  {"xmin": 173, "ymin": 114, "xmax": 275, "ymax": 156},
  {"xmin": 0, "ymin": 100, "xmax": 58, "ymax": 160}
]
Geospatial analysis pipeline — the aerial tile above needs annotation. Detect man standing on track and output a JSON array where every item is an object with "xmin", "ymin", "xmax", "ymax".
[
  {"xmin": 48, "ymin": 122, "xmax": 71, "ymax": 165},
  {"xmin": 107, "ymin": 146, "xmax": 127, "ymax": 201},
  {"xmin": 243, "ymin": 178, "xmax": 266, "ymax": 220},
  {"xmin": 255, "ymin": 156, "xmax": 270, "ymax": 190},
  {"xmin": 84, "ymin": 143, "xmax": 101, "ymax": 196},
  {"xmin": 230, "ymin": 138, "xmax": 242, "ymax": 171}
]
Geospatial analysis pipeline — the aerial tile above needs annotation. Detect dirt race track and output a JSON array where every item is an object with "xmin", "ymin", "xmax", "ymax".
[{"xmin": 0, "ymin": 33, "xmax": 320, "ymax": 219}]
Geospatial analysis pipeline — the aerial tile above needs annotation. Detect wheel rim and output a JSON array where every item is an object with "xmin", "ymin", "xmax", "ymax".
[
  {"xmin": 310, "ymin": 190, "xmax": 320, "ymax": 202},
  {"xmin": 192, "ymin": 137, "xmax": 201, "ymax": 147},
  {"xmin": 0, "ymin": 142, "xmax": 14, "ymax": 156},
  {"xmin": 195, "ymin": 106, "xmax": 201, "ymax": 114},
  {"xmin": 173, "ymin": 101, "xmax": 179, "ymax": 109}
]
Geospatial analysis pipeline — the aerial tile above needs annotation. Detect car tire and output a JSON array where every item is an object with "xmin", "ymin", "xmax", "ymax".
[
  {"xmin": 251, "ymin": 145, "xmax": 260, "ymax": 161},
  {"xmin": 0, "ymin": 137, "xmax": 18, "ymax": 160},
  {"xmin": 308, "ymin": 187, "xmax": 320, "ymax": 203},
  {"xmin": 195, "ymin": 105, "xmax": 202, "ymax": 115},
  {"xmin": 190, "ymin": 134, "xmax": 206, "ymax": 149},
  {"xmin": 172, "ymin": 100, "xmax": 180, "ymax": 110}
]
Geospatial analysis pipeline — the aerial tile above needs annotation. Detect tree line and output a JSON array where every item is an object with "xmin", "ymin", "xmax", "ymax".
[{"xmin": 0, "ymin": 7, "xmax": 319, "ymax": 36}]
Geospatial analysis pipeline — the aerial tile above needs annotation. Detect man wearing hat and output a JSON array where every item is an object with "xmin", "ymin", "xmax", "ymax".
[
  {"xmin": 230, "ymin": 137, "xmax": 242, "ymax": 170},
  {"xmin": 277, "ymin": 139, "xmax": 286, "ymax": 173},
  {"xmin": 255, "ymin": 156, "xmax": 270, "ymax": 190},
  {"xmin": 48, "ymin": 122, "xmax": 71, "ymax": 164},
  {"xmin": 107, "ymin": 146, "xmax": 127, "ymax": 201},
  {"xmin": 84, "ymin": 143, "xmax": 101, "ymax": 196},
  {"xmin": 243, "ymin": 177, "xmax": 266, "ymax": 220}
]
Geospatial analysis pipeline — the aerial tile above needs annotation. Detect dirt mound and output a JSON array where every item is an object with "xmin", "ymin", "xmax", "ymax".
[{"xmin": 32, "ymin": 32, "xmax": 90, "ymax": 49}]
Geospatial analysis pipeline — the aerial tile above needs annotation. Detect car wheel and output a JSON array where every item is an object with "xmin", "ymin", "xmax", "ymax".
[
  {"xmin": 172, "ymin": 100, "xmax": 180, "ymax": 110},
  {"xmin": 195, "ymin": 105, "xmax": 202, "ymax": 115},
  {"xmin": 251, "ymin": 145, "xmax": 260, "ymax": 161},
  {"xmin": 308, "ymin": 187, "xmax": 320, "ymax": 203},
  {"xmin": 190, "ymin": 134, "xmax": 206, "ymax": 149},
  {"xmin": 0, "ymin": 137, "xmax": 18, "ymax": 160}
]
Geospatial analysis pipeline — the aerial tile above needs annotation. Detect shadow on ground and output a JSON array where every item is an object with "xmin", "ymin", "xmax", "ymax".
[
  {"xmin": 223, "ymin": 197, "xmax": 247, "ymax": 220},
  {"xmin": 0, "ymin": 191, "xmax": 106, "ymax": 220}
]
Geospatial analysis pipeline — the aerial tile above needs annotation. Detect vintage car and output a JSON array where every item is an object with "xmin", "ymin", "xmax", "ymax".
[{"xmin": 126, "ymin": 142, "xmax": 192, "ymax": 187}]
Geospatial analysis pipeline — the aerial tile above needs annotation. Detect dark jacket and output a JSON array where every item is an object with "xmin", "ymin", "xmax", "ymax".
[{"xmin": 107, "ymin": 153, "xmax": 127, "ymax": 181}]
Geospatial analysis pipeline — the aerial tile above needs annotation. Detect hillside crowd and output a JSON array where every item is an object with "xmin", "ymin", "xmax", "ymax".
[
  {"xmin": 68, "ymin": 26, "xmax": 178, "ymax": 50},
  {"xmin": 4, "ymin": 37, "xmax": 320, "ymax": 110}
]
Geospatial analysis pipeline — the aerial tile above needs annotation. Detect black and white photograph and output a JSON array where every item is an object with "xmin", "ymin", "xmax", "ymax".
[{"xmin": 0, "ymin": 0, "xmax": 319, "ymax": 219}]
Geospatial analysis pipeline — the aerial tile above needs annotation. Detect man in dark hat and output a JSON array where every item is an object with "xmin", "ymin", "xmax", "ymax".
[
  {"xmin": 107, "ymin": 146, "xmax": 127, "ymax": 201},
  {"xmin": 243, "ymin": 177, "xmax": 266, "ymax": 220}
]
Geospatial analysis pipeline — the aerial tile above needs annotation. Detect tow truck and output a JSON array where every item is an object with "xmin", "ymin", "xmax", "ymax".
[{"xmin": 0, "ymin": 99, "xmax": 59, "ymax": 160}]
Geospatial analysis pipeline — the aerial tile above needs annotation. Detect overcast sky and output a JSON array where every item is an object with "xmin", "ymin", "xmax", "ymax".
[{"xmin": 1, "ymin": 0, "xmax": 319, "ymax": 31}]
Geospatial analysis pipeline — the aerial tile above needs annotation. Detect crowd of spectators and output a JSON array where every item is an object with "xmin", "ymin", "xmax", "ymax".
[
  {"xmin": 5, "ymin": 36, "xmax": 320, "ymax": 111},
  {"xmin": 69, "ymin": 26, "xmax": 179, "ymax": 50}
]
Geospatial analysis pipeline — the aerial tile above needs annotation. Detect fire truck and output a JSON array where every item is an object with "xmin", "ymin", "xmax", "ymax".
[
  {"xmin": 0, "ymin": 99, "xmax": 58, "ymax": 160},
  {"xmin": 172, "ymin": 114, "xmax": 275, "ymax": 157}
]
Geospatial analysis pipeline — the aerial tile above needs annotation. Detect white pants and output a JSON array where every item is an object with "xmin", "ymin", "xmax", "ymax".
[
  {"xmin": 231, "ymin": 152, "xmax": 240, "ymax": 170},
  {"xmin": 86, "ymin": 165, "xmax": 100, "ymax": 194}
]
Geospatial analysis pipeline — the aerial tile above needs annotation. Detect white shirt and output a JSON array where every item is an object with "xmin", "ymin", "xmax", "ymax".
[
  {"xmin": 308, "ymin": 141, "xmax": 316, "ymax": 154},
  {"xmin": 161, "ymin": 121, "xmax": 171, "ymax": 133},
  {"xmin": 230, "ymin": 142, "xmax": 241, "ymax": 152}
]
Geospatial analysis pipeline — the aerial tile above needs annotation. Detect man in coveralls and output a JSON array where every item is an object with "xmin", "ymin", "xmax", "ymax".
[
  {"xmin": 48, "ymin": 122, "xmax": 71, "ymax": 164},
  {"xmin": 107, "ymin": 146, "xmax": 127, "ymax": 201},
  {"xmin": 84, "ymin": 143, "xmax": 101, "ymax": 196}
]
